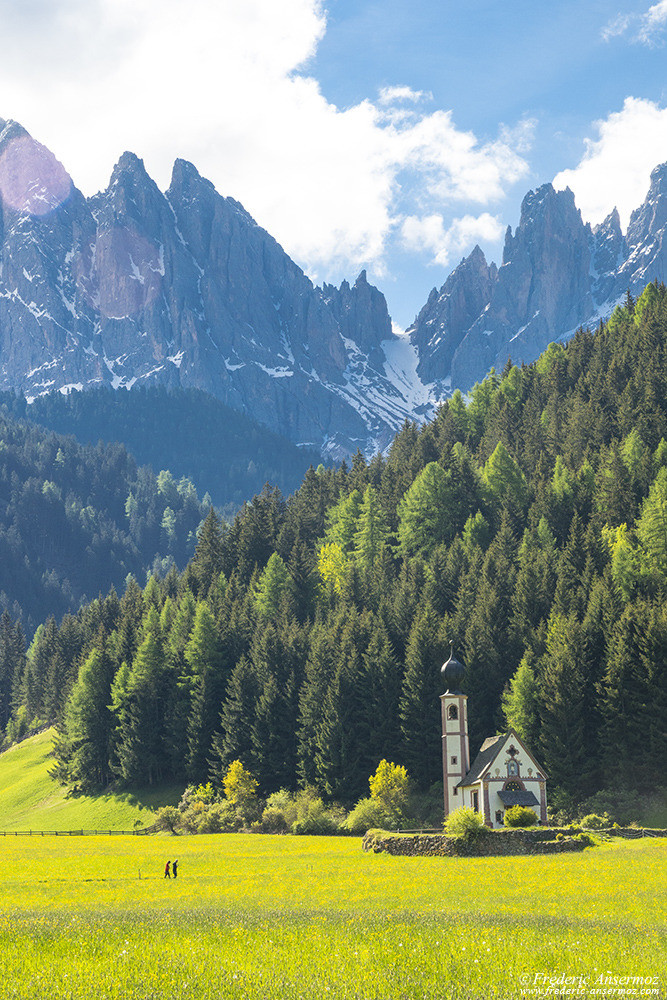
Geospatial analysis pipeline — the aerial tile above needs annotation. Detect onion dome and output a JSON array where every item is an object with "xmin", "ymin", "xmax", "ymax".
[{"xmin": 441, "ymin": 648, "xmax": 465, "ymax": 694}]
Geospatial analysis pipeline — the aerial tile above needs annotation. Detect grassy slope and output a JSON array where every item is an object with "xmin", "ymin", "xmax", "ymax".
[{"xmin": 0, "ymin": 730, "xmax": 180, "ymax": 831}]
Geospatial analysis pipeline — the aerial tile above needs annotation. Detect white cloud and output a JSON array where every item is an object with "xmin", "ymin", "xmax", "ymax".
[
  {"xmin": 0, "ymin": 0, "xmax": 530, "ymax": 281},
  {"xmin": 377, "ymin": 85, "xmax": 432, "ymax": 106},
  {"xmin": 602, "ymin": 1, "xmax": 667, "ymax": 45},
  {"xmin": 401, "ymin": 212, "xmax": 503, "ymax": 267},
  {"xmin": 601, "ymin": 13, "xmax": 632, "ymax": 41},
  {"xmin": 638, "ymin": 0, "xmax": 667, "ymax": 42},
  {"xmin": 553, "ymin": 98, "xmax": 667, "ymax": 229}
]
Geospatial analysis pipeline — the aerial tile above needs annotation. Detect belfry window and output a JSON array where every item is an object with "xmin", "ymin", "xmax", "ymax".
[{"xmin": 447, "ymin": 705, "xmax": 458, "ymax": 721}]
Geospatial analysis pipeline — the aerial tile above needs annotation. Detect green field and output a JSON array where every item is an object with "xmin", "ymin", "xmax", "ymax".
[
  {"xmin": 0, "ymin": 731, "xmax": 177, "ymax": 831},
  {"xmin": 0, "ymin": 736, "xmax": 665, "ymax": 998},
  {"xmin": 0, "ymin": 833, "xmax": 664, "ymax": 999}
]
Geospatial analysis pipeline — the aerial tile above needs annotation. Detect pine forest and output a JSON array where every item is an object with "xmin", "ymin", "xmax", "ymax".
[{"xmin": 4, "ymin": 282, "xmax": 667, "ymax": 822}]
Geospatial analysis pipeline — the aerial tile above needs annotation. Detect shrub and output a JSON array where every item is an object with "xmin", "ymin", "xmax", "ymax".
[
  {"xmin": 444, "ymin": 807, "xmax": 486, "ymax": 839},
  {"xmin": 368, "ymin": 760, "xmax": 410, "ymax": 824},
  {"xmin": 580, "ymin": 812, "xmax": 611, "ymax": 830},
  {"xmin": 504, "ymin": 806, "xmax": 538, "ymax": 828},
  {"xmin": 4, "ymin": 708, "xmax": 45, "ymax": 749},
  {"xmin": 263, "ymin": 789, "xmax": 298, "ymax": 829},
  {"xmin": 344, "ymin": 797, "xmax": 387, "ymax": 835},
  {"xmin": 291, "ymin": 793, "xmax": 340, "ymax": 835},
  {"xmin": 260, "ymin": 806, "xmax": 289, "ymax": 833},
  {"xmin": 193, "ymin": 782, "xmax": 217, "ymax": 804},
  {"xmin": 223, "ymin": 760, "xmax": 259, "ymax": 807},
  {"xmin": 155, "ymin": 806, "xmax": 181, "ymax": 833},
  {"xmin": 574, "ymin": 832, "xmax": 596, "ymax": 847},
  {"xmin": 197, "ymin": 803, "xmax": 235, "ymax": 834}
]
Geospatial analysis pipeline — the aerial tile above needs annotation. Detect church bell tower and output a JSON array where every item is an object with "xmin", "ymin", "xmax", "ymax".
[{"xmin": 440, "ymin": 648, "xmax": 469, "ymax": 819}]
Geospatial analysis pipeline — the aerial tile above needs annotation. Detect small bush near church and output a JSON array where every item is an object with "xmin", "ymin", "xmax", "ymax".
[
  {"xmin": 444, "ymin": 807, "xmax": 486, "ymax": 839},
  {"xmin": 580, "ymin": 812, "xmax": 611, "ymax": 829},
  {"xmin": 504, "ymin": 805, "xmax": 538, "ymax": 827}
]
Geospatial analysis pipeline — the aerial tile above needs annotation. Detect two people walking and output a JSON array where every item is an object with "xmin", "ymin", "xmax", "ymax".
[{"xmin": 164, "ymin": 859, "xmax": 178, "ymax": 879}]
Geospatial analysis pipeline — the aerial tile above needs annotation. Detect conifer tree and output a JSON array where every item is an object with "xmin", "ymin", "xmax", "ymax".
[
  {"xmin": 0, "ymin": 612, "xmax": 25, "ymax": 731},
  {"xmin": 54, "ymin": 630, "xmax": 117, "ymax": 789},
  {"xmin": 184, "ymin": 602, "xmax": 227, "ymax": 783},
  {"xmin": 297, "ymin": 618, "xmax": 341, "ymax": 787},
  {"xmin": 353, "ymin": 485, "xmax": 391, "ymax": 576},
  {"xmin": 482, "ymin": 441, "xmax": 527, "ymax": 513},
  {"xmin": 397, "ymin": 462, "xmax": 462, "ymax": 557},
  {"xmin": 254, "ymin": 552, "xmax": 291, "ymax": 620},
  {"xmin": 501, "ymin": 655, "xmax": 540, "ymax": 748},
  {"xmin": 114, "ymin": 626, "xmax": 169, "ymax": 785},
  {"xmin": 537, "ymin": 614, "xmax": 593, "ymax": 802},
  {"xmin": 398, "ymin": 604, "xmax": 448, "ymax": 788},
  {"xmin": 211, "ymin": 656, "xmax": 260, "ymax": 784},
  {"xmin": 188, "ymin": 508, "xmax": 225, "ymax": 597},
  {"xmin": 323, "ymin": 490, "xmax": 363, "ymax": 554}
]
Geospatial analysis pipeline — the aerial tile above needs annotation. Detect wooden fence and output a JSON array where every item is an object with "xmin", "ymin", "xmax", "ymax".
[{"xmin": 0, "ymin": 828, "xmax": 156, "ymax": 836}]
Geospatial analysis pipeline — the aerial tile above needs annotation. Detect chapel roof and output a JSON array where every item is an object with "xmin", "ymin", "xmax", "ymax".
[
  {"xmin": 457, "ymin": 733, "xmax": 506, "ymax": 787},
  {"xmin": 456, "ymin": 730, "xmax": 547, "ymax": 788},
  {"xmin": 498, "ymin": 789, "xmax": 540, "ymax": 807}
]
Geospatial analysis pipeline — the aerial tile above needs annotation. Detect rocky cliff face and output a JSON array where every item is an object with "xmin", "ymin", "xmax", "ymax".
[
  {"xmin": 619, "ymin": 162, "xmax": 667, "ymax": 292},
  {"xmin": 408, "ymin": 245, "xmax": 496, "ymax": 392},
  {"xmin": 0, "ymin": 119, "xmax": 414, "ymax": 459},
  {"xmin": 4, "ymin": 115, "xmax": 667, "ymax": 452},
  {"xmin": 410, "ymin": 165, "xmax": 667, "ymax": 395}
]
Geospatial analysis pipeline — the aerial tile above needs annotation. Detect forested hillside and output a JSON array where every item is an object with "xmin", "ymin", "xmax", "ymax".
[
  {"xmin": 2, "ymin": 387, "xmax": 323, "ymax": 514},
  {"xmin": 5, "ymin": 282, "xmax": 667, "ymax": 817},
  {"xmin": 0, "ymin": 406, "xmax": 209, "ymax": 632}
]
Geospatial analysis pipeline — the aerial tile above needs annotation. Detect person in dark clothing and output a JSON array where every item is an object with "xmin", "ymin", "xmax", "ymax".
[
  {"xmin": 172, "ymin": 860, "xmax": 178, "ymax": 879},
  {"xmin": 164, "ymin": 860, "xmax": 171, "ymax": 878}
]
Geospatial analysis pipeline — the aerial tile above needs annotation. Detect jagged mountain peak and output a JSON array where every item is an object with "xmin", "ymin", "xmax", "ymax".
[
  {"xmin": 6, "ymin": 115, "xmax": 667, "ymax": 457},
  {"xmin": 0, "ymin": 117, "xmax": 416, "ymax": 459},
  {"xmin": 408, "ymin": 242, "xmax": 497, "ymax": 388},
  {"xmin": 648, "ymin": 160, "xmax": 667, "ymax": 188},
  {"xmin": 112, "ymin": 150, "xmax": 149, "ymax": 177},
  {"xmin": 0, "ymin": 121, "xmax": 73, "ymax": 220},
  {"xmin": 595, "ymin": 205, "xmax": 622, "ymax": 233},
  {"xmin": 0, "ymin": 118, "xmax": 31, "ymax": 149},
  {"xmin": 626, "ymin": 161, "xmax": 667, "ymax": 251},
  {"xmin": 169, "ymin": 156, "xmax": 215, "ymax": 200},
  {"xmin": 467, "ymin": 243, "xmax": 487, "ymax": 264}
]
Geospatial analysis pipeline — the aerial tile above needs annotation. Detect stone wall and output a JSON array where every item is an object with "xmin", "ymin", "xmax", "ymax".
[{"xmin": 361, "ymin": 828, "xmax": 591, "ymax": 857}]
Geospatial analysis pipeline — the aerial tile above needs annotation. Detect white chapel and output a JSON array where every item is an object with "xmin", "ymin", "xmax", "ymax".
[{"xmin": 440, "ymin": 650, "xmax": 547, "ymax": 828}]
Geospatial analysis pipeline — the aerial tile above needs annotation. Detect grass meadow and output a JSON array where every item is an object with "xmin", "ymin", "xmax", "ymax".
[
  {"xmin": 0, "ymin": 833, "xmax": 664, "ymax": 1000},
  {"xmin": 0, "ymin": 731, "xmax": 176, "ymax": 832}
]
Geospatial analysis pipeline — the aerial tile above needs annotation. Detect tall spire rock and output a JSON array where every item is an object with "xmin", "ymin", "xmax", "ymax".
[
  {"xmin": 407, "ymin": 245, "xmax": 497, "ymax": 390},
  {"xmin": 619, "ymin": 162, "xmax": 667, "ymax": 291},
  {"xmin": 449, "ymin": 184, "xmax": 593, "ymax": 388}
]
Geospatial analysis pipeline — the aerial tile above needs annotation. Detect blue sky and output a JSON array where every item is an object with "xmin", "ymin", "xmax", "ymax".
[
  {"xmin": 1, "ymin": 0, "xmax": 667, "ymax": 326},
  {"xmin": 312, "ymin": 0, "xmax": 667, "ymax": 320}
]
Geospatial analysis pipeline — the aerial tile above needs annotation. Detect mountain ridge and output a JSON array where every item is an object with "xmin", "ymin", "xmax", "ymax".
[
  {"xmin": 0, "ymin": 118, "xmax": 419, "ymax": 460},
  {"xmin": 3, "ymin": 116, "xmax": 667, "ymax": 454},
  {"xmin": 410, "ymin": 164, "xmax": 667, "ymax": 394}
]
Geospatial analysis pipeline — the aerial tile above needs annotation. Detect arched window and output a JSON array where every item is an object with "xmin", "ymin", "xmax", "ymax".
[
  {"xmin": 504, "ymin": 780, "xmax": 522, "ymax": 792},
  {"xmin": 507, "ymin": 759, "xmax": 519, "ymax": 777},
  {"xmin": 447, "ymin": 704, "xmax": 458, "ymax": 721}
]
